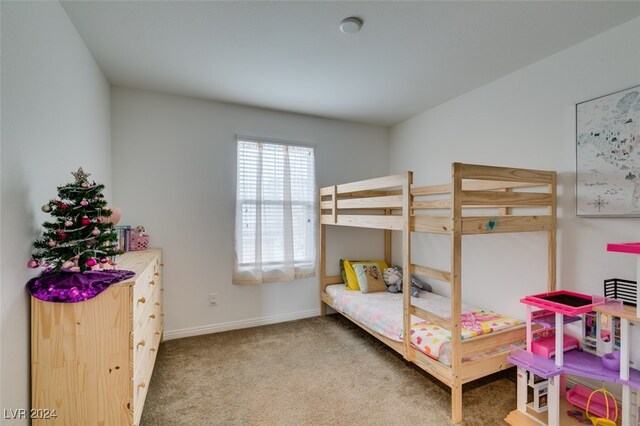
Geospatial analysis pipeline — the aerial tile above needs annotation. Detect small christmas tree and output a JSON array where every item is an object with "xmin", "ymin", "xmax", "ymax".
[{"xmin": 29, "ymin": 168, "xmax": 121, "ymax": 273}]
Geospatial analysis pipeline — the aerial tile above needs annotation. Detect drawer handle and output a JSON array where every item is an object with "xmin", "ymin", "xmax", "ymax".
[
  {"xmin": 149, "ymin": 314, "xmax": 156, "ymax": 319},
  {"xmin": 137, "ymin": 297, "xmax": 146, "ymax": 304},
  {"xmin": 150, "ymin": 347, "xmax": 157, "ymax": 352},
  {"xmin": 154, "ymin": 272, "xmax": 160, "ymax": 276},
  {"xmin": 160, "ymin": 288, "xmax": 164, "ymax": 292},
  {"xmin": 137, "ymin": 340, "xmax": 146, "ymax": 348},
  {"xmin": 154, "ymin": 302, "xmax": 160, "ymax": 306},
  {"xmin": 160, "ymin": 263, "xmax": 165, "ymax": 267},
  {"xmin": 149, "ymin": 280, "xmax": 155, "ymax": 285},
  {"xmin": 138, "ymin": 382, "xmax": 146, "ymax": 389},
  {"xmin": 154, "ymin": 331, "xmax": 161, "ymax": 336}
]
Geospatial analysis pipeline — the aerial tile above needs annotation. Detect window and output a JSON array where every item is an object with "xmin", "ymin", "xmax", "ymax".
[{"xmin": 233, "ymin": 138, "xmax": 316, "ymax": 284}]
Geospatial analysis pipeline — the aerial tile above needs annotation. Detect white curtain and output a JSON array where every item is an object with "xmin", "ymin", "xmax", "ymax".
[{"xmin": 233, "ymin": 140, "xmax": 316, "ymax": 284}]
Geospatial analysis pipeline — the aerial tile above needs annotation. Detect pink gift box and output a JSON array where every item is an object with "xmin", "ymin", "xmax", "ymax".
[{"xmin": 131, "ymin": 233, "xmax": 149, "ymax": 251}]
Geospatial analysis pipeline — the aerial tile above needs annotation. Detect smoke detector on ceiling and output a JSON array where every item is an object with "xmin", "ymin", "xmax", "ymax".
[{"xmin": 339, "ymin": 17, "xmax": 363, "ymax": 34}]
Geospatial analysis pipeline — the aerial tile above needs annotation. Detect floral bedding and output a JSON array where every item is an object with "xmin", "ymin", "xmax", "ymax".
[{"xmin": 325, "ymin": 285, "xmax": 521, "ymax": 366}]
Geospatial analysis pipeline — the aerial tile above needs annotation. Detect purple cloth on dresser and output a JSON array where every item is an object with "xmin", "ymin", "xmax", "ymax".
[{"xmin": 26, "ymin": 270, "xmax": 136, "ymax": 303}]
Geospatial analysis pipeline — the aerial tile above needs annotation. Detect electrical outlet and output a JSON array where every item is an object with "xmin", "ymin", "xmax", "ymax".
[{"xmin": 209, "ymin": 293, "xmax": 217, "ymax": 306}]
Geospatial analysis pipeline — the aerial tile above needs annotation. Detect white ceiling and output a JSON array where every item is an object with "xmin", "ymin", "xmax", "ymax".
[{"xmin": 61, "ymin": 1, "xmax": 640, "ymax": 126}]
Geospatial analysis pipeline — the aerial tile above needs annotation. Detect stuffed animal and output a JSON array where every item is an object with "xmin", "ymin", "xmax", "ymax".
[
  {"xmin": 383, "ymin": 266, "xmax": 432, "ymax": 297},
  {"xmin": 383, "ymin": 267, "xmax": 403, "ymax": 293}
]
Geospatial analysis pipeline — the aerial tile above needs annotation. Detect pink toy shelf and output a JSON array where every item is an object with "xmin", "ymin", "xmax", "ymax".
[{"xmin": 521, "ymin": 290, "xmax": 605, "ymax": 316}]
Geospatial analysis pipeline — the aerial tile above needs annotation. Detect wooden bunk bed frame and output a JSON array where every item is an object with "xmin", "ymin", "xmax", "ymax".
[{"xmin": 319, "ymin": 162, "xmax": 557, "ymax": 424}]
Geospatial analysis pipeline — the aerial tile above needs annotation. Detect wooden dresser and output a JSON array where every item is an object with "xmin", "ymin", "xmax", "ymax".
[{"xmin": 31, "ymin": 249, "xmax": 164, "ymax": 425}]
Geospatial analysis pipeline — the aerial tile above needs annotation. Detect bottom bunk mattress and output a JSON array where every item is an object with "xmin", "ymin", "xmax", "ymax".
[{"xmin": 325, "ymin": 284, "xmax": 521, "ymax": 366}]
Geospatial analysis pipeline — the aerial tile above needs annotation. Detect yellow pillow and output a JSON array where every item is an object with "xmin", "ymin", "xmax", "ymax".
[{"xmin": 344, "ymin": 259, "xmax": 389, "ymax": 291}]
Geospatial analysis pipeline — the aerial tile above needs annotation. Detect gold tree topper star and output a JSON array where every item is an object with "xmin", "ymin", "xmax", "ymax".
[{"xmin": 71, "ymin": 167, "xmax": 91, "ymax": 183}]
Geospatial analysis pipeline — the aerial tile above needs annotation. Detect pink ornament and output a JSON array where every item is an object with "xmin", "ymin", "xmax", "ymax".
[
  {"xmin": 99, "ymin": 257, "xmax": 109, "ymax": 264},
  {"xmin": 81, "ymin": 182, "xmax": 89, "ymax": 188},
  {"xmin": 27, "ymin": 259, "xmax": 39, "ymax": 268},
  {"xmin": 64, "ymin": 220, "xmax": 73, "ymax": 227},
  {"xmin": 86, "ymin": 258, "xmax": 97, "ymax": 267},
  {"xmin": 96, "ymin": 217, "xmax": 103, "ymax": 223},
  {"xmin": 80, "ymin": 199, "xmax": 89, "ymax": 207},
  {"xmin": 104, "ymin": 207, "xmax": 122, "ymax": 225},
  {"xmin": 91, "ymin": 228, "xmax": 100, "ymax": 236},
  {"xmin": 62, "ymin": 260, "xmax": 75, "ymax": 269},
  {"xmin": 47, "ymin": 240, "xmax": 56, "ymax": 247},
  {"xmin": 81, "ymin": 217, "xmax": 91, "ymax": 226}
]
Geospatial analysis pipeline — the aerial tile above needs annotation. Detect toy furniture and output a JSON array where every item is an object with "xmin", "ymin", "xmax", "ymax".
[
  {"xmin": 530, "ymin": 308, "xmax": 582, "ymax": 359},
  {"xmin": 530, "ymin": 375, "xmax": 550, "ymax": 413},
  {"xmin": 319, "ymin": 163, "xmax": 557, "ymax": 423},
  {"xmin": 566, "ymin": 384, "xmax": 617, "ymax": 420},
  {"xmin": 604, "ymin": 278, "xmax": 637, "ymax": 309},
  {"xmin": 602, "ymin": 351, "xmax": 621, "ymax": 371},
  {"xmin": 607, "ymin": 242, "xmax": 640, "ymax": 318},
  {"xmin": 586, "ymin": 387, "xmax": 619, "ymax": 426},
  {"xmin": 532, "ymin": 334, "xmax": 580, "ymax": 358},
  {"xmin": 507, "ymin": 285, "xmax": 640, "ymax": 426}
]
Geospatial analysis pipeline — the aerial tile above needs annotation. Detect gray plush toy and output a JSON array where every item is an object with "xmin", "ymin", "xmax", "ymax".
[{"xmin": 383, "ymin": 266, "xmax": 432, "ymax": 297}]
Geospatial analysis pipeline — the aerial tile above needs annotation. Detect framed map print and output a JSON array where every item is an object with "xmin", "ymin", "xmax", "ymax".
[{"xmin": 576, "ymin": 85, "xmax": 640, "ymax": 216}]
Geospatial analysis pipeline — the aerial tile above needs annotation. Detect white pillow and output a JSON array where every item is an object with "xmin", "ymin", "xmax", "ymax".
[{"xmin": 353, "ymin": 263, "xmax": 386, "ymax": 293}]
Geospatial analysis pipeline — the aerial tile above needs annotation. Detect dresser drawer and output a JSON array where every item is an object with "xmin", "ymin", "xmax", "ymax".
[
  {"xmin": 133, "ymin": 262, "xmax": 159, "ymax": 326},
  {"xmin": 133, "ymin": 291, "xmax": 161, "ymax": 368},
  {"xmin": 133, "ymin": 375, "xmax": 149, "ymax": 425},
  {"xmin": 132, "ymin": 320, "xmax": 162, "ymax": 425},
  {"xmin": 133, "ymin": 319, "xmax": 161, "ymax": 384}
]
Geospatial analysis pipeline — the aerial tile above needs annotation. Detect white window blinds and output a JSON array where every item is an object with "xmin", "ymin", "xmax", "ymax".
[{"xmin": 233, "ymin": 139, "xmax": 316, "ymax": 284}]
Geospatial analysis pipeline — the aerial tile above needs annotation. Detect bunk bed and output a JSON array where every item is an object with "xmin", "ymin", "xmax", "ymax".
[{"xmin": 319, "ymin": 162, "xmax": 557, "ymax": 424}]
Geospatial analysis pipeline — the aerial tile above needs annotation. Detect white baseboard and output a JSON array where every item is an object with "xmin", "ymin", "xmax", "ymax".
[{"xmin": 163, "ymin": 308, "xmax": 321, "ymax": 340}]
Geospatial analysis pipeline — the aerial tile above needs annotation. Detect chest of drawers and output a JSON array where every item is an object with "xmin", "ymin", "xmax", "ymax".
[{"xmin": 31, "ymin": 249, "xmax": 163, "ymax": 425}]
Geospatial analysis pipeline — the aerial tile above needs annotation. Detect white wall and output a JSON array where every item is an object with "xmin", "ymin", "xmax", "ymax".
[
  {"xmin": 111, "ymin": 87, "xmax": 389, "ymax": 338},
  {"xmin": 1, "ymin": 1, "xmax": 111, "ymax": 416},
  {"xmin": 390, "ymin": 17, "xmax": 640, "ymax": 354}
]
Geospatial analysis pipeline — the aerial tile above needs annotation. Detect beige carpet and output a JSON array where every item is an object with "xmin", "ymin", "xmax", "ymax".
[{"xmin": 141, "ymin": 315, "xmax": 516, "ymax": 425}]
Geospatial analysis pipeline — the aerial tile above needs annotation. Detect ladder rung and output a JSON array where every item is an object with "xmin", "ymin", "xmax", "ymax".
[{"xmin": 411, "ymin": 264, "xmax": 451, "ymax": 283}]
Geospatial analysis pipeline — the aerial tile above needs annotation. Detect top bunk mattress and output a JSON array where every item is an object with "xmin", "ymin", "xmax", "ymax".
[{"xmin": 325, "ymin": 284, "xmax": 522, "ymax": 366}]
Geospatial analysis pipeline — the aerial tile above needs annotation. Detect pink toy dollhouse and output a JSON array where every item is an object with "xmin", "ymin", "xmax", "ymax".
[{"xmin": 506, "ymin": 275, "xmax": 640, "ymax": 426}]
